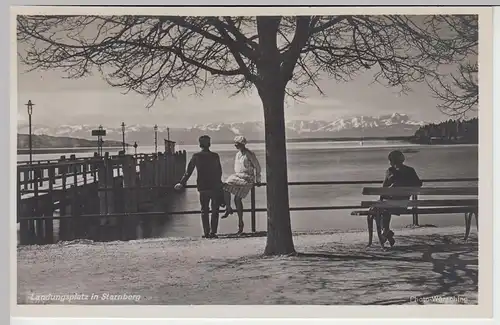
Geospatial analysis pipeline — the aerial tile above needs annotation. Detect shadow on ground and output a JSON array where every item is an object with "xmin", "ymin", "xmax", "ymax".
[
  {"xmin": 17, "ymin": 228, "xmax": 478, "ymax": 305},
  {"xmin": 206, "ymin": 233, "xmax": 478, "ymax": 305}
]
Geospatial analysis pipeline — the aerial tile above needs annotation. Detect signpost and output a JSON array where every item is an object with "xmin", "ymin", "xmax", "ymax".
[
  {"xmin": 91, "ymin": 126, "xmax": 106, "ymax": 156},
  {"xmin": 164, "ymin": 139, "xmax": 176, "ymax": 154},
  {"xmin": 133, "ymin": 141, "xmax": 138, "ymax": 156}
]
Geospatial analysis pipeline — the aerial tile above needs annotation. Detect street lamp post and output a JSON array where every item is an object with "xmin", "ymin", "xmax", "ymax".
[
  {"xmin": 98, "ymin": 124, "xmax": 104, "ymax": 156},
  {"xmin": 154, "ymin": 124, "xmax": 158, "ymax": 154},
  {"xmin": 121, "ymin": 122, "xmax": 126, "ymax": 153},
  {"xmin": 25, "ymin": 100, "xmax": 34, "ymax": 188}
]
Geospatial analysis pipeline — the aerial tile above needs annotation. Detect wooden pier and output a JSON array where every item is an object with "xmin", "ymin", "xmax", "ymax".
[{"xmin": 17, "ymin": 150, "xmax": 187, "ymax": 245}]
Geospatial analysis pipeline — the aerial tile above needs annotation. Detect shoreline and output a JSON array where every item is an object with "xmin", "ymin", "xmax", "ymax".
[
  {"xmin": 17, "ymin": 225, "xmax": 478, "ymax": 305},
  {"xmin": 16, "ymin": 140, "xmax": 478, "ymax": 156},
  {"xmin": 17, "ymin": 146, "xmax": 124, "ymax": 155}
]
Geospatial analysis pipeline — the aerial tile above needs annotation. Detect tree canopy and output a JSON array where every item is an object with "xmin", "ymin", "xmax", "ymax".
[
  {"xmin": 421, "ymin": 15, "xmax": 478, "ymax": 116},
  {"xmin": 18, "ymin": 15, "xmax": 477, "ymax": 111}
]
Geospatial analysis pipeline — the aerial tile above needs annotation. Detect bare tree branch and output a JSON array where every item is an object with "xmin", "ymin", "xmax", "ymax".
[{"xmin": 17, "ymin": 14, "xmax": 476, "ymax": 111}]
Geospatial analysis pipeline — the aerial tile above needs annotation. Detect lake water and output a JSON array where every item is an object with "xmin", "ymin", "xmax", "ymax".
[{"xmin": 17, "ymin": 140, "xmax": 478, "ymax": 238}]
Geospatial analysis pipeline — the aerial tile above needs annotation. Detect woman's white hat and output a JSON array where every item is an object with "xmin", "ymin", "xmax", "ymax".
[{"xmin": 234, "ymin": 135, "xmax": 247, "ymax": 145}]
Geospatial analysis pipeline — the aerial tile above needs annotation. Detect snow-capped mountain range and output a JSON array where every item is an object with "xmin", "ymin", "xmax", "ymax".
[{"xmin": 17, "ymin": 113, "xmax": 426, "ymax": 145}]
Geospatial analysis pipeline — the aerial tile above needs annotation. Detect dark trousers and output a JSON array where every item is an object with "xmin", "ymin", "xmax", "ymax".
[
  {"xmin": 382, "ymin": 212, "xmax": 392, "ymax": 233},
  {"xmin": 380, "ymin": 195, "xmax": 410, "ymax": 235},
  {"xmin": 199, "ymin": 189, "xmax": 220, "ymax": 236}
]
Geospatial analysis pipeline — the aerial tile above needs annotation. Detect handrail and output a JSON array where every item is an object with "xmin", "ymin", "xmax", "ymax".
[
  {"xmin": 17, "ymin": 152, "xmax": 181, "ymax": 166},
  {"xmin": 17, "ymin": 177, "xmax": 480, "ymax": 191},
  {"xmin": 183, "ymin": 177, "xmax": 478, "ymax": 188},
  {"xmin": 18, "ymin": 177, "xmax": 478, "ymax": 234}
]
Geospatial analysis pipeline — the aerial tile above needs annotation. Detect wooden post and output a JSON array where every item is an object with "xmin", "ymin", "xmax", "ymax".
[
  {"xmin": 169, "ymin": 153, "xmax": 175, "ymax": 187},
  {"xmin": 45, "ymin": 166, "xmax": 55, "ymax": 244},
  {"xmin": 163, "ymin": 153, "xmax": 169, "ymax": 187},
  {"xmin": 170, "ymin": 152, "xmax": 175, "ymax": 187},
  {"xmin": 28, "ymin": 199, "xmax": 36, "ymax": 245},
  {"xmin": 58, "ymin": 155, "xmax": 66, "ymax": 175},
  {"xmin": 164, "ymin": 153, "xmax": 170, "ymax": 187},
  {"xmin": 178, "ymin": 151, "xmax": 187, "ymax": 182},
  {"xmin": 38, "ymin": 162, "xmax": 44, "ymax": 188},
  {"xmin": 137, "ymin": 159, "xmax": 144, "ymax": 203},
  {"xmin": 142, "ymin": 156, "xmax": 154, "ymax": 201},
  {"xmin": 122, "ymin": 155, "xmax": 138, "ymax": 240},
  {"xmin": 158, "ymin": 152, "xmax": 165, "ymax": 189},
  {"xmin": 34, "ymin": 169, "xmax": 44, "ymax": 244},
  {"xmin": 72, "ymin": 156, "xmax": 78, "ymax": 190},
  {"xmin": 23, "ymin": 170, "xmax": 29, "ymax": 191},
  {"xmin": 251, "ymin": 187, "xmax": 256, "ymax": 233},
  {"xmin": 18, "ymin": 170, "xmax": 30, "ymax": 245},
  {"xmin": 59, "ymin": 156, "xmax": 69, "ymax": 241},
  {"xmin": 83, "ymin": 162, "xmax": 88, "ymax": 186},
  {"xmin": 51, "ymin": 165, "xmax": 57, "ymax": 186},
  {"xmin": 412, "ymin": 194, "xmax": 419, "ymax": 226},
  {"xmin": 85, "ymin": 182, "xmax": 100, "ymax": 241},
  {"xmin": 92, "ymin": 153, "xmax": 98, "ymax": 180},
  {"xmin": 172, "ymin": 152, "xmax": 179, "ymax": 183},
  {"xmin": 70, "ymin": 184, "xmax": 81, "ymax": 240},
  {"xmin": 154, "ymin": 153, "xmax": 161, "ymax": 197},
  {"xmin": 68, "ymin": 155, "xmax": 79, "ymax": 240},
  {"xmin": 48, "ymin": 167, "xmax": 55, "ymax": 186},
  {"xmin": 182, "ymin": 150, "xmax": 187, "ymax": 176},
  {"xmin": 98, "ymin": 153, "xmax": 115, "ymax": 224}
]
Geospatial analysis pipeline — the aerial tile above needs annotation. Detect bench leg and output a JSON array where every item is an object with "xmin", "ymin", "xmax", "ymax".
[
  {"xmin": 464, "ymin": 212, "xmax": 473, "ymax": 241},
  {"xmin": 374, "ymin": 213, "xmax": 386, "ymax": 249},
  {"xmin": 367, "ymin": 215, "xmax": 374, "ymax": 247}
]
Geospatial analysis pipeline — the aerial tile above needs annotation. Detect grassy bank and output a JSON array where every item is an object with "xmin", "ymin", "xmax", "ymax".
[{"xmin": 17, "ymin": 226, "xmax": 477, "ymax": 305}]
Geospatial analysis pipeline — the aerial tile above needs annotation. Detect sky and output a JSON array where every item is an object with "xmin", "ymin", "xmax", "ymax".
[{"xmin": 16, "ymin": 22, "xmax": 477, "ymax": 129}]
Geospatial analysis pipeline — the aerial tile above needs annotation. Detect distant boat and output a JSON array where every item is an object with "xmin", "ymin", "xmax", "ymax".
[{"xmin": 402, "ymin": 148, "xmax": 419, "ymax": 153}]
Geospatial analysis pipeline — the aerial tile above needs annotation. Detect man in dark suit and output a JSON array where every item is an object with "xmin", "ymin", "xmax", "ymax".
[{"xmin": 174, "ymin": 135, "xmax": 223, "ymax": 238}]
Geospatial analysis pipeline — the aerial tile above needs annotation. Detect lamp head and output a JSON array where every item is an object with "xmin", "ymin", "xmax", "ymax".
[{"xmin": 26, "ymin": 100, "xmax": 34, "ymax": 115}]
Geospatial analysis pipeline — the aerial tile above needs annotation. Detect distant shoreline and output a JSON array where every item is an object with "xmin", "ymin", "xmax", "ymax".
[
  {"xmin": 17, "ymin": 136, "xmax": 477, "ymax": 155},
  {"xmin": 178, "ymin": 136, "xmax": 415, "ymax": 145},
  {"xmin": 177, "ymin": 136, "xmax": 476, "ymax": 145},
  {"xmin": 17, "ymin": 146, "xmax": 124, "ymax": 155},
  {"xmin": 17, "ymin": 137, "xmax": 411, "ymax": 154}
]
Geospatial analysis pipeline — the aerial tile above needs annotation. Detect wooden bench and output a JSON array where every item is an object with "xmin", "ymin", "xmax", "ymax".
[{"xmin": 351, "ymin": 186, "xmax": 478, "ymax": 249}]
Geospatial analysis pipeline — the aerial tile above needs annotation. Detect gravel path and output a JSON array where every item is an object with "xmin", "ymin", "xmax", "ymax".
[{"xmin": 17, "ymin": 226, "xmax": 478, "ymax": 305}]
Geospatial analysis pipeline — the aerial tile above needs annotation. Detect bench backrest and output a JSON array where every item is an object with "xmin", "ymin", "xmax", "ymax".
[
  {"xmin": 360, "ymin": 186, "xmax": 478, "ymax": 209},
  {"xmin": 362, "ymin": 186, "xmax": 478, "ymax": 196}
]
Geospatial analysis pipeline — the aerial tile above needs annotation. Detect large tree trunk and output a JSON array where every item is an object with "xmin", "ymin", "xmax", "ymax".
[
  {"xmin": 258, "ymin": 86, "xmax": 296, "ymax": 256},
  {"xmin": 255, "ymin": 16, "xmax": 296, "ymax": 256}
]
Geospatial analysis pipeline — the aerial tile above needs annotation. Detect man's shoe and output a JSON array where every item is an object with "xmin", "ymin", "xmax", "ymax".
[
  {"xmin": 388, "ymin": 236, "xmax": 396, "ymax": 247},
  {"xmin": 385, "ymin": 230, "xmax": 395, "ymax": 247},
  {"xmin": 209, "ymin": 233, "xmax": 218, "ymax": 239}
]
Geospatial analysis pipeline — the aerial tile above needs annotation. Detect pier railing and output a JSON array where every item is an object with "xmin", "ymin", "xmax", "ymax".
[
  {"xmin": 16, "ymin": 154, "xmax": 478, "ymax": 244},
  {"xmin": 177, "ymin": 178, "xmax": 478, "ymax": 232},
  {"xmin": 16, "ymin": 151, "xmax": 188, "ymax": 244}
]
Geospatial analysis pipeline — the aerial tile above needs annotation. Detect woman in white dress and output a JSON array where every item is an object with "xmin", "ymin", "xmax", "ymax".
[{"xmin": 221, "ymin": 136, "xmax": 262, "ymax": 234}]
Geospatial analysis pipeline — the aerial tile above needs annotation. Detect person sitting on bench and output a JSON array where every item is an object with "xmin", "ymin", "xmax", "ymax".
[{"xmin": 378, "ymin": 150, "xmax": 423, "ymax": 246}]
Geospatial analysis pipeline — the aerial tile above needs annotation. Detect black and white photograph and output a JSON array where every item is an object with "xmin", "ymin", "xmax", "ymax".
[{"xmin": 12, "ymin": 6, "xmax": 491, "ymax": 313}]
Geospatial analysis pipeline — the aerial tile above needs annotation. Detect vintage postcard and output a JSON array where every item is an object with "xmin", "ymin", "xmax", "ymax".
[{"xmin": 10, "ymin": 5, "xmax": 494, "ymax": 319}]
